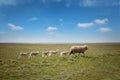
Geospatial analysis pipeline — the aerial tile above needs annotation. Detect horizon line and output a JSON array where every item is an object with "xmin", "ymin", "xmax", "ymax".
[{"xmin": 0, "ymin": 42, "xmax": 120, "ymax": 44}]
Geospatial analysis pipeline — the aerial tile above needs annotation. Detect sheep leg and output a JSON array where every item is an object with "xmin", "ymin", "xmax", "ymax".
[
  {"xmin": 78, "ymin": 52, "xmax": 81, "ymax": 56},
  {"xmin": 29, "ymin": 55, "xmax": 32, "ymax": 58},
  {"xmin": 42, "ymin": 54, "xmax": 44, "ymax": 57},
  {"xmin": 69, "ymin": 51, "xmax": 73, "ymax": 55},
  {"xmin": 82, "ymin": 52, "xmax": 85, "ymax": 56}
]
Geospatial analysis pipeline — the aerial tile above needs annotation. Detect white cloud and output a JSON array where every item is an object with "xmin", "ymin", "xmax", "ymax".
[
  {"xmin": 99, "ymin": 27, "xmax": 112, "ymax": 32},
  {"xmin": 77, "ymin": 22, "xmax": 94, "ymax": 28},
  {"xmin": 80, "ymin": 0, "xmax": 119, "ymax": 7},
  {"xmin": 80, "ymin": 0, "xmax": 95, "ymax": 7},
  {"xmin": 94, "ymin": 18, "xmax": 108, "ymax": 24},
  {"xmin": 0, "ymin": 0, "xmax": 37, "ymax": 6},
  {"xmin": 0, "ymin": 0, "xmax": 17, "ymax": 6},
  {"xmin": 46, "ymin": 26, "xmax": 59, "ymax": 37},
  {"xmin": 28, "ymin": 17, "xmax": 38, "ymax": 21},
  {"xmin": 8, "ymin": 23, "xmax": 24, "ymax": 31},
  {"xmin": 47, "ymin": 26, "xmax": 58, "ymax": 31}
]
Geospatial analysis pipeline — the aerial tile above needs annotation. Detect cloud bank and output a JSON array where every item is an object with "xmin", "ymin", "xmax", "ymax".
[
  {"xmin": 99, "ymin": 27, "xmax": 112, "ymax": 33},
  {"xmin": 94, "ymin": 18, "xmax": 108, "ymax": 24},
  {"xmin": 77, "ymin": 22, "xmax": 94, "ymax": 28},
  {"xmin": 47, "ymin": 26, "xmax": 58, "ymax": 31},
  {"xmin": 8, "ymin": 23, "xmax": 24, "ymax": 31},
  {"xmin": 28, "ymin": 17, "xmax": 38, "ymax": 21}
]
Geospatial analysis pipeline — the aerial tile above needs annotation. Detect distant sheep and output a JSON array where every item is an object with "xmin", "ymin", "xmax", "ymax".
[
  {"xmin": 42, "ymin": 51, "xmax": 49, "ymax": 57},
  {"xmin": 18, "ymin": 52, "xmax": 29, "ymax": 58},
  {"xmin": 69, "ymin": 45, "xmax": 88, "ymax": 56},
  {"xmin": 29, "ymin": 51, "xmax": 39, "ymax": 57},
  {"xmin": 60, "ymin": 51, "xmax": 69, "ymax": 57},
  {"xmin": 48, "ymin": 49, "xmax": 59, "ymax": 56}
]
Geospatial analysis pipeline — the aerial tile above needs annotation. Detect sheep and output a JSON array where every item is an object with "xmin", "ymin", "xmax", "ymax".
[
  {"xmin": 69, "ymin": 45, "xmax": 88, "ymax": 56},
  {"xmin": 18, "ymin": 52, "xmax": 29, "ymax": 58},
  {"xmin": 60, "ymin": 51, "xmax": 69, "ymax": 57},
  {"xmin": 48, "ymin": 49, "xmax": 59, "ymax": 56},
  {"xmin": 48, "ymin": 51, "xmax": 57, "ymax": 56},
  {"xmin": 42, "ymin": 51, "xmax": 49, "ymax": 57},
  {"xmin": 29, "ymin": 51, "xmax": 39, "ymax": 57}
]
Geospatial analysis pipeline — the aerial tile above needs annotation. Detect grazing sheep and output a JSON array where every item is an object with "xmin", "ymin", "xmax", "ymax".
[
  {"xmin": 18, "ymin": 52, "xmax": 29, "ymax": 58},
  {"xmin": 60, "ymin": 51, "xmax": 69, "ymax": 57},
  {"xmin": 69, "ymin": 45, "xmax": 88, "ymax": 56},
  {"xmin": 29, "ymin": 51, "xmax": 39, "ymax": 57},
  {"xmin": 48, "ymin": 49, "xmax": 59, "ymax": 56},
  {"xmin": 42, "ymin": 51, "xmax": 49, "ymax": 57}
]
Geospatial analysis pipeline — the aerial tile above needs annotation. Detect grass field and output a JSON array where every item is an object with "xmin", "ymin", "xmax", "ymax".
[{"xmin": 0, "ymin": 43, "xmax": 120, "ymax": 80}]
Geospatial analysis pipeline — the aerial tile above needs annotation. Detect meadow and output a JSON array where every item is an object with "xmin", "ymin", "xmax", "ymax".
[{"xmin": 0, "ymin": 43, "xmax": 120, "ymax": 80}]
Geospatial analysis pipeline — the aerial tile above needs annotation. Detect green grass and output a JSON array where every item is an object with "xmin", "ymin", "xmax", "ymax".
[{"xmin": 0, "ymin": 43, "xmax": 120, "ymax": 80}]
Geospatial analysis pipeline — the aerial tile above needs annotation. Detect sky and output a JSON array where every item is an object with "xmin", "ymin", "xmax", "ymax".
[{"xmin": 0, "ymin": 0, "xmax": 120, "ymax": 43}]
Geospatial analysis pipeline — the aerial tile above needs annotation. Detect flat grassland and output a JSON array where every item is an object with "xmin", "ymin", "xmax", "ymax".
[{"xmin": 0, "ymin": 43, "xmax": 120, "ymax": 80}]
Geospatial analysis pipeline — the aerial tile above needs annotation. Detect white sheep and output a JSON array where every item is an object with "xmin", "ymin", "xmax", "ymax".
[
  {"xmin": 48, "ymin": 49, "xmax": 59, "ymax": 56},
  {"xmin": 42, "ymin": 51, "xmax": 49, "ymax": 57},
  {"xmin": 29, "ymin": 51, "xmax": 39, "ymax": 57},
  {"xmin": 60, "ymin": 51, "xmax": 69, "ymax": 57},
  {"xmin": 18, "ymin": 52, "xmax": 29, "ymax": 58}
]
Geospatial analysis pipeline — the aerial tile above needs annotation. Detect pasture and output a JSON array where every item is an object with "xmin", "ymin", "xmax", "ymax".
[{"xmin": 0, "ymin": 43, "xmax": 120, "ymax": 80}]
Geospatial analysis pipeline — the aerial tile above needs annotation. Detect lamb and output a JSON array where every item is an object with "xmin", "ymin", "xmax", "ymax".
[
  {"xmin": 48, "ymin": 49, "xmax": 59, "ymax": 56},
  {"xmin": 18, "ymin": 52, "xmax": 29, "ymax": 58},
  {"xmin": 42, "ymin": 51, "xmax": 49, "ymax": 57},
  {"xmin": 60, "ymin": 51, "xmax": 69, "ymax": 57},
  {"xmin": 29, "ymin": 51, "xmax": 39, "ymax": 57},
  {"xmin": 69, "ymin": 45, "xmax": 88, "ymax": 56}
]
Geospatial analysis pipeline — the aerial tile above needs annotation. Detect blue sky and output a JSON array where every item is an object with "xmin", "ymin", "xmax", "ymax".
[{"xmin": 0, "ymin": 0, "xmax": 120, "ymax": 43}]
